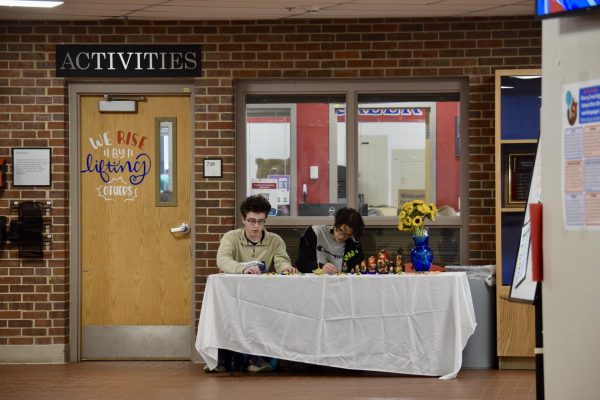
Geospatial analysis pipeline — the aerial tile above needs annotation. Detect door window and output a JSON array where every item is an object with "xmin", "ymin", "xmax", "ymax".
[{"xmin": 156, "ymin": 117, "xmax": 177, "ymax": 206}]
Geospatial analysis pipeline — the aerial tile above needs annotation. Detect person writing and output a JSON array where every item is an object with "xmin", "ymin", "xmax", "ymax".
[
  {"xmin": 296, "ymin": 207, "xmax": 365, "ymax": 274},
  {"xmin": 217, "ymin": 194, "xmax": 297, "ymax": 275},
  {"xmin": 210, "ymin": 194, "xmax": 297, "ymax": 374}
]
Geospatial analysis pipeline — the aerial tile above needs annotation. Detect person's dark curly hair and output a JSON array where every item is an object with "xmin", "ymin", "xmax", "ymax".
[
  {"xmin": 334, "ymin": 207, "xmax": 365, "ymax": 238},
  {"xmin": 240, "ymin": 195, "xmax": 272, "ymax": 218}
]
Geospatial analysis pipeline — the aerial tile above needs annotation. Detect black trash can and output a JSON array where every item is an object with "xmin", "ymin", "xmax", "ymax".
[{"xmin": 445, "ymin": 265, "xmax": 497, "ymax": 368}]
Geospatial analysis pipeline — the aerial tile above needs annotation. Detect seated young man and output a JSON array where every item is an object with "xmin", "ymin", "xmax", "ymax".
[
  {"xmin": 296, "ymin": 207, "xmax": 365, "ymax": 274},
  {"xmin": 208, "ymin": 195, "xmax": 297, "ymax": 373}
]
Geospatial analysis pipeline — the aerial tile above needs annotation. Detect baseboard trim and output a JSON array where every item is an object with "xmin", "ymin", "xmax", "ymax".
[
  {"xmin": 0, "ymin": 344, "xmax": 68, "ymax": 364},
  {"xmin": 498, "ymin": 356, "xmax": 535, "ymax": 370}
]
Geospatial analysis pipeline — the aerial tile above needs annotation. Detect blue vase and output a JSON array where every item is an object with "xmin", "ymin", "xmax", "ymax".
[{"xmin": 411, "ymin": 235, "xmax": 433, "ymax": 272}]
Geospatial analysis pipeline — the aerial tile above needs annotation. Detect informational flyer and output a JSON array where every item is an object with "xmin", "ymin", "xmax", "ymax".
[
  {"xmin": 267, "ymin": 174, "xmax": 290, "ymax": 216},
  {"xmin": 12, "ymin": 148, "xmax": 51, "ymax": 187},
  {"xmin": 250, "ymin": 179, "xmax": 278, "ymax": 216},
  {"xmin": 563, "ymin": 79, "xmax": 600, "ymax": 229}
]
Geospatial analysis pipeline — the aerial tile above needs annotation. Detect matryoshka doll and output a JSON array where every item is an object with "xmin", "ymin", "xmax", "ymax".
[
  {"xmin": 377, "ymin": 249, "xmax": 390, "ymax": 263},
  {"xmin": 395, "ymin": 253, "xmax": 403, "ymax": 273},
  {"xmin": 367, "ymin": 256, "xmax": 377, "ymax": 274},
  {"xmin": 360, "ymin": 260, "xmax": 367, "ymax": 274}
]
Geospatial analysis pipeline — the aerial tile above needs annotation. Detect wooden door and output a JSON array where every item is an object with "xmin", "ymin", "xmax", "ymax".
[
  {"xmin": 392, "ymin": 149, "xmax": 426, "ymax": 207},
  {"xmin": 80, "ymin": 95, "xmax": 192, "ymax": 359}
]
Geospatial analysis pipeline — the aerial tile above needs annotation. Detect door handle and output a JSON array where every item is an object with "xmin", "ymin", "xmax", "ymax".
[{"xmin": 170, "ymin": 223, "xmax": 190, "ymax": 234}]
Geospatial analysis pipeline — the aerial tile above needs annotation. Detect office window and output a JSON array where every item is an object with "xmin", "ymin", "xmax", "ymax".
[
  {"xmin": 356, "ymin": 94, "xmax": 461, "ymax": 217},
  {"xmin": 236, "ymin": 79, "xmax": 468, "ymax": 265},
  {"xmin": 244, "ymin": 95, "xmax": 347, "ymax": 217}
]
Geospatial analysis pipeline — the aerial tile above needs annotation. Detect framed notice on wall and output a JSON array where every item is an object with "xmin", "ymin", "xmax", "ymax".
[{"xmin": 12, "ymin": 148, "xmax": 52, "ymax": 187}]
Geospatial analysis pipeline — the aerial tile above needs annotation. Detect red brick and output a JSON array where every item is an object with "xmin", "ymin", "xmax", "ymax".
[
  {"xmin": 0, "ymin": 328, "xmax": 21, "ymax": 336},
  {"xmin": 9, "ymin": 337, "xmax": 34, "ymax": 344},
  {"xmin": 8, "ymin": 319, "xmax": 32, "ymax": 327}
]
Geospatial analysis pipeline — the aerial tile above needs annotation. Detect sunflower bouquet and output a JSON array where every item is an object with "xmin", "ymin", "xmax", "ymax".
[{"xmin": 398, "ymin": 200, "xmax": 437, "ymax": 237}]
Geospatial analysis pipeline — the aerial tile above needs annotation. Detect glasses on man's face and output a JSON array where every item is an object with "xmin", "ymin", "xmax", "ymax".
[
  {"xmin": 335, "ymin": 225, "xmax": 353, "ymax": 239},
  {"xmin": 245, "ymin": 218, "xmax": 266, "ymax": 226}
]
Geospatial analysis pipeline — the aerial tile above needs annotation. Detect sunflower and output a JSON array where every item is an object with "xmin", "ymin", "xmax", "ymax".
[{"xmin": 397, "ymin": 199, "xmax": 437, "ymax": 237}]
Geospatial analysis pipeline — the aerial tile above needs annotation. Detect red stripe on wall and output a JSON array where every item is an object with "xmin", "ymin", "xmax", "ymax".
[
  {"xmin": 435, "ymin": 102, "xmax": 460, "ymax": 211},
  {"xmin": 297, "ymin": 103, "xmax": 330, "ymax": 204}
]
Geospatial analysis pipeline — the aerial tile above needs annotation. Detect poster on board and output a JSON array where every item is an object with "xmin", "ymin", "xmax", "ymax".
[
  {"xmin": 562, "ymin": 79, "xmax": 600, "ymax": 230},
  {"xmin": 509, "ymin": 139, "xmax": 542, "ymax": 303}
]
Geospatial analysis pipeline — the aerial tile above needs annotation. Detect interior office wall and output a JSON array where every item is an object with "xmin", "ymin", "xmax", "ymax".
[{"xmin": 541, "ymin": 14, "xmax": 600, "ymax": 399}]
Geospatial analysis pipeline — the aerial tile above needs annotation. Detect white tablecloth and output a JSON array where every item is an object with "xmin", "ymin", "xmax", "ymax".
[{"xmin": 195, "ymin": 272, "xmax": 476, "ymax": 379}]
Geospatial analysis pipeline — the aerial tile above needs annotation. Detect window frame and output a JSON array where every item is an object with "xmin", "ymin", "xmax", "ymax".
[{"xmin": 235, "ymin": 78, "xmax": 469, "ymax": 264}]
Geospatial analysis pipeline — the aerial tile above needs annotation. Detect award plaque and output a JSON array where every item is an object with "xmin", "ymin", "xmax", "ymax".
[{"xmin": 505, "ymin": 153, "xmax": 535, "ymax": 207}]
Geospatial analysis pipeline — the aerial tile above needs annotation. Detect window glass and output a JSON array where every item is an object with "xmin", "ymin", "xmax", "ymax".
[
  {"xmin": 245, "ymin": 95, "xmax": 348, "ymax": 217},
  {"xmin": 156, "ymin": 118, "xmax": 176, "ymax": 206},
  {"xmin": 361, "ymin": 227, "xmax": 460, "ymax": 266},
  {"xmin": 357, "ymin": 94, "xmax": 461, "ymax": 218},
  {"xmin": 270, "ymin": 226, "xmax": 460, "ymax": 267},
  {"xmin": 237, "ymin": 80, "xmax": 468, "ymax": 265}
]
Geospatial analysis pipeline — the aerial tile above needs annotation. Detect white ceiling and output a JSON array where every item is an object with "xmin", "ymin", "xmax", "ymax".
[{"xmin": 1, "ymin": 0, "xmax": 535, "ymax": 21}]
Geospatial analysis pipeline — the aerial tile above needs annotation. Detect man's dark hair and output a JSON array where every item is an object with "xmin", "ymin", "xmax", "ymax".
[
  {"xmin": 334, "ymin": 207, "xmax": 365, "ymax": 238},
  {"xmin": 240, "ymin": 195, "xmax": 271, "ymax": 218}
]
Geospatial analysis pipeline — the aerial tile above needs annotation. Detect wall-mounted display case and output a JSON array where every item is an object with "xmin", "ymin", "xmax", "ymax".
[{"xmin": 494, "ymin": 69, "xmax": 541, "ymax": 369}]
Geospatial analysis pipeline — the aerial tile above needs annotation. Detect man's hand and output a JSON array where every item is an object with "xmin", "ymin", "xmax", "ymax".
[
  {"xmin": 281, "ymin": 265, "xmax": 299, "ymax": 274},
  {"xmin": 243, "ymin": 265, "xmax": 261, "ymax": 274}
]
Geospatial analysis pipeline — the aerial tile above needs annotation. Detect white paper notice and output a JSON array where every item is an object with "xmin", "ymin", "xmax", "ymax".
[
  {"xmin": 564, "ymin": 160, "xmax": 584, "ymax": 192},
  {"xmin": 12, "ymin": 148, "xmax": 51, "ymax": 186},
  {"xmin": 565, "ymin": 193, "xmax": 585, "ymax": 226},
  {"xmin": 584, "ymin": 193, "xmax": 600, "ymax": 225},
  {"xmin": 250, "ymin": 179, "xmax": 278, "ymax": 216},
  {"xmin": 562, "ymin": 79, "xmax": 600, "ymax": 230}
]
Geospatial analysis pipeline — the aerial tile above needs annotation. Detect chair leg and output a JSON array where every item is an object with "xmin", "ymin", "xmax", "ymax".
[
  {"xmin": 229, "ymin": 354, "xmax": 236, "ymax": 375},
  {"xmin": 229, "ymin": 352, "xmax": 244, "ymax": 375}
]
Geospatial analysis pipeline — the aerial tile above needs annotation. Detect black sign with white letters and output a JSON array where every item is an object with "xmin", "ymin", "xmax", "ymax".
[{"xmin": 56, "ymin": 44, "xmax": 202, "ymax": 77}]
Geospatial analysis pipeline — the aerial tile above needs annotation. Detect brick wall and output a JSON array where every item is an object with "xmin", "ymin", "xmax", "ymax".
[{"xmin": 0, "ymin": 17, "xmax": 541, "ymax": 351}]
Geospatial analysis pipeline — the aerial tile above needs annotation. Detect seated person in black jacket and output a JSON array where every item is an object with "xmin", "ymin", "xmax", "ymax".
[{"xmin": 296, "ymin": 207, "xmax": 365, "ymax": 274}]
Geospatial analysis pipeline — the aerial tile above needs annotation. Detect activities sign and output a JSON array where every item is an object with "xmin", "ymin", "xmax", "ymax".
[{"xmin": 56, "ymin": 45, "xmax": 201, "ymax": 77}]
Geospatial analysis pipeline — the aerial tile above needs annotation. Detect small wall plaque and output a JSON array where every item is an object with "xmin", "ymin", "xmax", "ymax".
[{"xmin": 204, "ymin": 158, "xmax": 223, "ymax": 178}]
